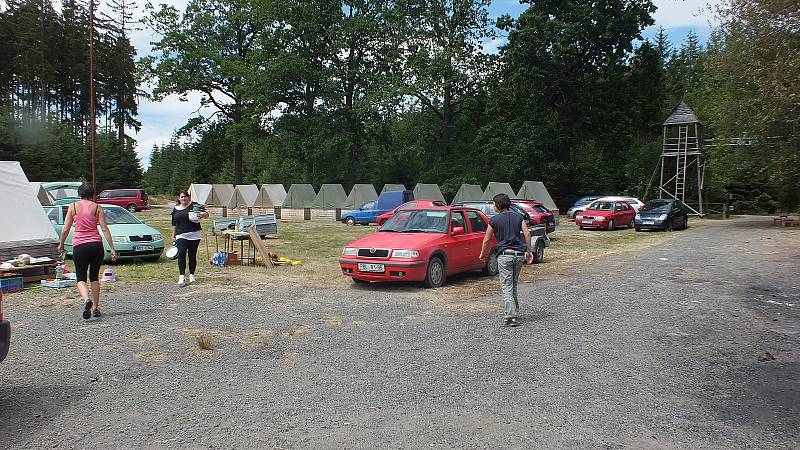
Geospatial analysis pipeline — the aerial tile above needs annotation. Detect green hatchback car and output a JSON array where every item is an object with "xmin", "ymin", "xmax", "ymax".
[{"xmin": 44, "ymin": 204, "xmax": 165, "ymax": 261}]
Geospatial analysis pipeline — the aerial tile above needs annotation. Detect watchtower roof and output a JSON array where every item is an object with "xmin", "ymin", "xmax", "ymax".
[{"xmin": 663, "ymin": 101, "xmax": 702, "ymax": 126}]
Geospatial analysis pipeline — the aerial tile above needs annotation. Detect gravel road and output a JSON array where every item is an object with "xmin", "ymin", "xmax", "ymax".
[{"xmin": 1, "ymin": 217, "xmax": 798, "ymax": 448}]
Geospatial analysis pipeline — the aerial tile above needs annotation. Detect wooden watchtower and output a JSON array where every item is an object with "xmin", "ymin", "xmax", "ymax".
[{"xmin": 658, "ymin": 101, "xmax": 706, "ymax": 215}]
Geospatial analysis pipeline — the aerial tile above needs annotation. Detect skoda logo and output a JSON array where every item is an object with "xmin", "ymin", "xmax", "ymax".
[{"xmin": 370, "ymin": 248, "xmax": 376, "ymax": 253}]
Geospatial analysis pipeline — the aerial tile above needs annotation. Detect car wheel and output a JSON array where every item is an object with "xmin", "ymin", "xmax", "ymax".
[
  {"xmin": 628, "ymin": 219, "xmax": 635, "ymax": 228},
  {"xmin": 635, "ymin": 227, "xmax": 641, "ymax": 232},
  {"xmin": 683, "ymin": 219, "xmax": 689, "ymax": 230},
  {"xmin": 572, "ymin": 210, "xmax": 582, "ymax": 220},
  {"xmin": 352, "ymin": 277, "xmax": 368, "ymax": 285},
  {"xmin": 534, "ymin": 240, "xmax": 545, "ymax": 264},
  {"xmin": 579, "ymin": 226, "xmax": 585, "ymax": 230},
  {"xmin": 127, "ymin": 204, "xmax": 137, "ymax": 213},
  {"xmin": 607, "ymin": 219, "xmax": 614, "ymax": 231},
  {"xmin": 483, "ymin": 251, "xmax": 498, "ymax": 276},
  {"xmin": 665, "ymin": 220, "xmax": 673, "ymax": 232},
  {"xmin": 345, "ymin": 216, "xmax": 355, "ymax": 226},
  {"xmin": 423, "ymin": 256, "xmax": 445, "ymax": 288}
]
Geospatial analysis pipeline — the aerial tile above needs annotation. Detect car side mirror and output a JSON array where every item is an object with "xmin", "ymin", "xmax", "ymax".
[{"xmin": 451, "ymin": 226, "xmax": 465, "ymax": 236}]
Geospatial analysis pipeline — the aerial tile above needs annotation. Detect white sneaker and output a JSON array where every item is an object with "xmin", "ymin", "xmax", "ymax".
[
  {"xmin": 189, "ymin": 274, "xmax": 196, "ymax": 283},
  {"xmin": 177, "ymin": 275, "xmax": 186, "ymax": 286}
]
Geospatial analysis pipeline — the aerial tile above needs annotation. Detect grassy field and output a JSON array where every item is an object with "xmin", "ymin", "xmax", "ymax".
[{"xmin": 57, "ymin": 207, "xmax": 696, "ymax": 297}]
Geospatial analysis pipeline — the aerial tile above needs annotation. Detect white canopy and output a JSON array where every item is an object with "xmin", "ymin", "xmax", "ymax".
[
  {"xmin": 259, "ymin": 184, "xmax": 287, "ymax": 207},
  {"xmin": 30, "ymin": 182, "xmax": 54, "ymax": 206},
  {"xmin": 234, "ymin": 184, "xmax": 262, "ymax": 208},
  {"xmin": 189, "ymin": 183, "xmax": 213, "ymax": 205},
  {"xmin": 211, "ymin": 184, "xmax": 236, "ymax": 208},
  {"xmin": 0, "ymin": 162, "xmax": 58, "ymax": 251}
]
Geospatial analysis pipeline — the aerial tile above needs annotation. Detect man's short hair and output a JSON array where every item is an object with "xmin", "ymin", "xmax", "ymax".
[
  {"xmin": 78, "ymin": 181, "xmax": 94, "ymax": 200},
  {"xmin": 493, "ymin": 193, "xmax": 511, "ymax": 210}
]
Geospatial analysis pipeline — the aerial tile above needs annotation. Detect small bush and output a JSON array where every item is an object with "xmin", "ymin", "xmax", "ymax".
[{"xmin": 195, "ymin": 334, "xmax": 214, "ymax": 350}]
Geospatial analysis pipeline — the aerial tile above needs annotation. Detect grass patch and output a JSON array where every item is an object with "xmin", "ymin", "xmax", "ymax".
[{"xmin": 195, "ymin": 333, "xmax": 214, "ymax": 350}]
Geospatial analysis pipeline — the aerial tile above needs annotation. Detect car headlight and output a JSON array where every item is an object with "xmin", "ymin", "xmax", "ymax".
[
  {"xmin": 635, "ymin": 214, "xmax": 640, "ymax": 220},
  {"xmin": 658, "ymin": 214, "xmax": 668, "ymax": 221},
  {"xmin": 575, "ymin": 215, "xmax": 584, "ymax": 220},
  {"xmin": 391, "ymin": 249, "xmax": 419, "ymax": 258},
  {"xmin": 152, "ymin": 233, "xmax": 163, "ymax": 241},
  {"xmin": 112, "ymin": 236, "xmax": 129, "ymax": 243},
  {"xmin": 342, "ymin": 247, "xmax": 358, "ymax": 256}
]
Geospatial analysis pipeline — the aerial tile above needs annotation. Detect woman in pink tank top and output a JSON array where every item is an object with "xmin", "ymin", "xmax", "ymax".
[{"xmin": 57, "ymin": 182, "xmax": 117, "ymax": 320}]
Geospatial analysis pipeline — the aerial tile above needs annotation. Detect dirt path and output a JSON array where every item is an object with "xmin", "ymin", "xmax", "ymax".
[{"xmin": 1, "ymin": 217, "xmax": 797, "ymax": 448}]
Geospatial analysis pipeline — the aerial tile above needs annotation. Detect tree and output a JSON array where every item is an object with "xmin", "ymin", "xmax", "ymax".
[{"xmin": 143, "ymin": 0, "xmax": 275, "ymax": 184}]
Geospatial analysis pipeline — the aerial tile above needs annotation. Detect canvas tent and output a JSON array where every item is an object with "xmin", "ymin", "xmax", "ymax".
[
  {"xmin": 343, "ymin": 184, "xmax": 378, "ymax": 209},
  {"xmin": 0, "ymin": 162, "xmax": 59, "ymax": 260},
  {"xmin": 282, "ymin": 184, "xmax": 317, "ymax": 208},
  {"xmin": 30, "ymin": 182, "xmax": 54, "ymax": 206},
  {"xmin": 189, "ymin": 183, "xmax": 213, "ymax": 205},
  {"xmin": 211, "ymin": 184, "xmax": 236, "ymax": 208},
  {"xmin": 413, "ymin": 183, "xmax": 445, "ymax": 202},
  {"xmin": 481, "ymin": 182, "xmax": 515, "ymax": 200},
  {"xmin": 312, "ymin": 184, "xmax": 347, "ymax": 209},
  {"xmin": 381, "ymin": 183, "xmax": 406, "ymax": 194},
  {"xmin": 258, "ymin": 184, "xmax": 286, "ymax": 207},
  {"xmin": 234, "ymin": 184, "xmax": 262, "ymax": 209},
  {"xmin": 451, "ymin": 184, "xmax": 483, "ymax": 204},
  {"xmin": 516, "ymin": 181, "xmax": 559, "ymax": 213}
]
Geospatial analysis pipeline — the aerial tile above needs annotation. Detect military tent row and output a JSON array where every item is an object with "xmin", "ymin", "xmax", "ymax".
[{"xmin": 450, "ymin": 181, "xmax": 559, "ymax": 213}]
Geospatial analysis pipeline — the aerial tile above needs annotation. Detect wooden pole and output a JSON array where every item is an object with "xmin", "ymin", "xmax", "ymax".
[{"xmin": 88, "ymin": 0, "xmax": 97, "ymax": 199}]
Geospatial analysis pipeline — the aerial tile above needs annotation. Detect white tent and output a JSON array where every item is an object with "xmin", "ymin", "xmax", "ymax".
[
  {"xmin": 381, "ymin": 184, "xmax": 406, "ymax": 194},
  {"xmin": 413, "ymin": 183, "xmax": 446, "ymax": 202},
  {"xmin": 211, "ymin": 184, "xmax": 236, "ymax": 208},
  {"xmin": 0, "ymin": 162, "xmax": 58, "ymax": 258},
  {"xmin": 482, "ymin": 182, "xmax": 515, "ymax": 200},
  {"xmin": 234, "ymin": 184, "xmax": 262, "ymax": 208},
  {"xmin": 30, "ymin": 182, "xmax": 54, "ymax": 206},
  {"xmin": 189, "ymin": 183, "xmax": 213, "ymax": 205},
  {"xmin": 516, "ymin": 181, "xmax": 559, "ymax": 213},
  {"xmin": 259, "ymin": 184, "xmax": 287, "ymax": 207}
]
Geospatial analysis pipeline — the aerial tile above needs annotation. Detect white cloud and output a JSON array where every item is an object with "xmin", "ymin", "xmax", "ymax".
[{"xmin": 652, "ymin": 0, "xmax": 721, "ymax": 28}]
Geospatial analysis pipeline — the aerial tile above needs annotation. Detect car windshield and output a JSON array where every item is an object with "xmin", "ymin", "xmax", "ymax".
[
  {"xmin": 362, "ymin": 201, "xmax": 374, "ymax": 210},
  {"xmin": 103, "ymin": 207, "xmax": 142, "ymax": 225},
  {"xmin": 643, "ymin": 200, "xmax": 672, "ymax": 212},
  {"xmin": 587, "ymin": 201, "xmax": 614, "ymax": 211},
  {"xmin": 381, "ymin": 209, "xmax": 448, "ymax": 233}
]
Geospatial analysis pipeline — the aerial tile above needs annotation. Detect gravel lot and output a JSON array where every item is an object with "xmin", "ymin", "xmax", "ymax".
[{"xmin": 1, "ymin": 216, "xmax": 798, "ymax": 448}]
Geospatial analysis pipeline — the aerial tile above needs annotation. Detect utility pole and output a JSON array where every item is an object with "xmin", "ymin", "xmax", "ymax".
[{"xmin": 89, "ymin": 0, "xmax": 97, "ymax": 199}]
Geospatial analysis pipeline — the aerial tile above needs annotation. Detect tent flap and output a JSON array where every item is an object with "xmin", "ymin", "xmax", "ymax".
[
  {"xmin": 343, "ymin": 184, "xmax": 378, "ymax": 209},
  {"xmin": 312, "ymin": 184, "xmax": 347, "ymax": 209},
  {"xmin": 0, "ymin": 162, "xmax": 59, "ymax": 251},
  {"xmin": 283, "ymin": 184, "xmax": 317, "ymax": 208},
  {"xmin": 189, "ymin": 183, "xmax": 213, "ymax": 205},
  {"xmin": 211, "ymin": 184, "xmax": 236, "ymax": 208},
  {"xmin": 413, "ymin": 183, "xmax": 445, "ymax": 202},
  {"xmin": 451, "ymin": 184, "xmax": 483, "ymax": 204}
]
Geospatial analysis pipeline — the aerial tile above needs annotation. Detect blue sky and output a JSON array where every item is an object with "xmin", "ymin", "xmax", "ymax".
[{"xmin": 131, "ymin": 0, "xmax": 719, "ymax": 168}]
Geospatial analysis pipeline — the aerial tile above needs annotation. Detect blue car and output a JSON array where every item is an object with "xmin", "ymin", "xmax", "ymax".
[
  {"xmin": 634, "ymin": 199, "xmax": 689, "ymax": 231},
  {"xmin": 342, "ymin": 190, "xmax": 413, "ymax": 225}
]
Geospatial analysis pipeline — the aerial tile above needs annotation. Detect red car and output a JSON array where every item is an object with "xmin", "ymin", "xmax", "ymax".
[
  {"xmin": 512, "ymin": 200, "xmax": 557, "ymax": 233},
  {"xmin": 96, "ymin": 188, "xmax": 149, "ymax": 212},
  {"xmin": 375, "ymin": 200, "xmax": 447, "ymax": 226},
  {"xmin": 340, "ymin": 205, "xmax": 498, "ymax": 287},
  {"xmin": 575, "ymin": 200, "xmax": 636, "ymax": 230}
]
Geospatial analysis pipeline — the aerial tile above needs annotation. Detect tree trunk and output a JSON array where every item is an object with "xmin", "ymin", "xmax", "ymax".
[{"xmin": 234, "ymin": 140, "xmax": 243, "ymax": 185}]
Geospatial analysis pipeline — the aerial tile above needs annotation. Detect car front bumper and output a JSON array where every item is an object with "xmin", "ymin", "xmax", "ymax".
[
  {"xmin": 635, "ymin": 219, "xmax": 667, "ymax": 230},
  {"xmin": 339, "ymin": 258, "xmax": 428, "ymax": 282},
  {"xmin": 0, "ymin": 319, "xmax": 9, "ymax": 363},
  {"xmin": 576, "ymin": 218, "xmax": 608, "ymax": 228}
]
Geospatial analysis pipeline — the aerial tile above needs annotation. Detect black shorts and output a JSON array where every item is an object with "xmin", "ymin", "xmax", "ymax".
[{"xmin": 73, "ymin": 241, "xmax": 104, "ymax": 282}]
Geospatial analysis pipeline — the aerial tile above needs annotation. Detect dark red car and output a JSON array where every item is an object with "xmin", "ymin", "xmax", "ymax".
[
  {"xmin": 375, "ymin": 200, "xmax": 447, "ymax": 227},
  {"xmin": 575, "ymin": 200, "xmax": 636, "ymax": 230},
  {"xmin": 512, "ymin": 200, "xmax": 557, "ymax": 233},
  {"xmin": 96, "ymin": 189, "xmax": 149, "ymax": 212},
  {"xmin": 340, "ymin": 205, "xmax": 498, "ymax": 287}
]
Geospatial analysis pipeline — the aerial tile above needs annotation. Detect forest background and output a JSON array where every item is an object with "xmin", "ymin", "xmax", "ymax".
[{"xmin": 0, "ymin": 0, "xmax": 797, "ymax": 213}]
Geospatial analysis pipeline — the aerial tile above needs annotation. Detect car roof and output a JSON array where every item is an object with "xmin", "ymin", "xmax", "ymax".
[{"xmin": 596, "ymin": 196, "xmax": 640, "ymax": 202}]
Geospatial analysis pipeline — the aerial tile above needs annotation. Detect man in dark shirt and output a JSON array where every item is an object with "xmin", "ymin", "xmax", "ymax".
[{"xmin": 479, "ymin": 193, "xmax": 532, "ymax": 327}]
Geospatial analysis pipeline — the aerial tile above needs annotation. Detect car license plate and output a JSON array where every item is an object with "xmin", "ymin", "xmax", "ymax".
[
  {"xmin": 582, "ymin": 220, "xmax": 593, "ymax": 224},
  {"xmin": 134, "ymin": 245, "xmax": 154, "ymax": 252},
  {"xmin": 643, "ymin": 220, "xmax": 655, "ymax": 225},
  {"xmin": 358, "ymin": 263, "xmax": 384, "ymax": 273}
]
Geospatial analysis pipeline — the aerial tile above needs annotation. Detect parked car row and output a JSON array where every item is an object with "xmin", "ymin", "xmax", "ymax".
[{"xmin": 574, "ymin": 197, "xmax": 689, "ymax": 232}]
